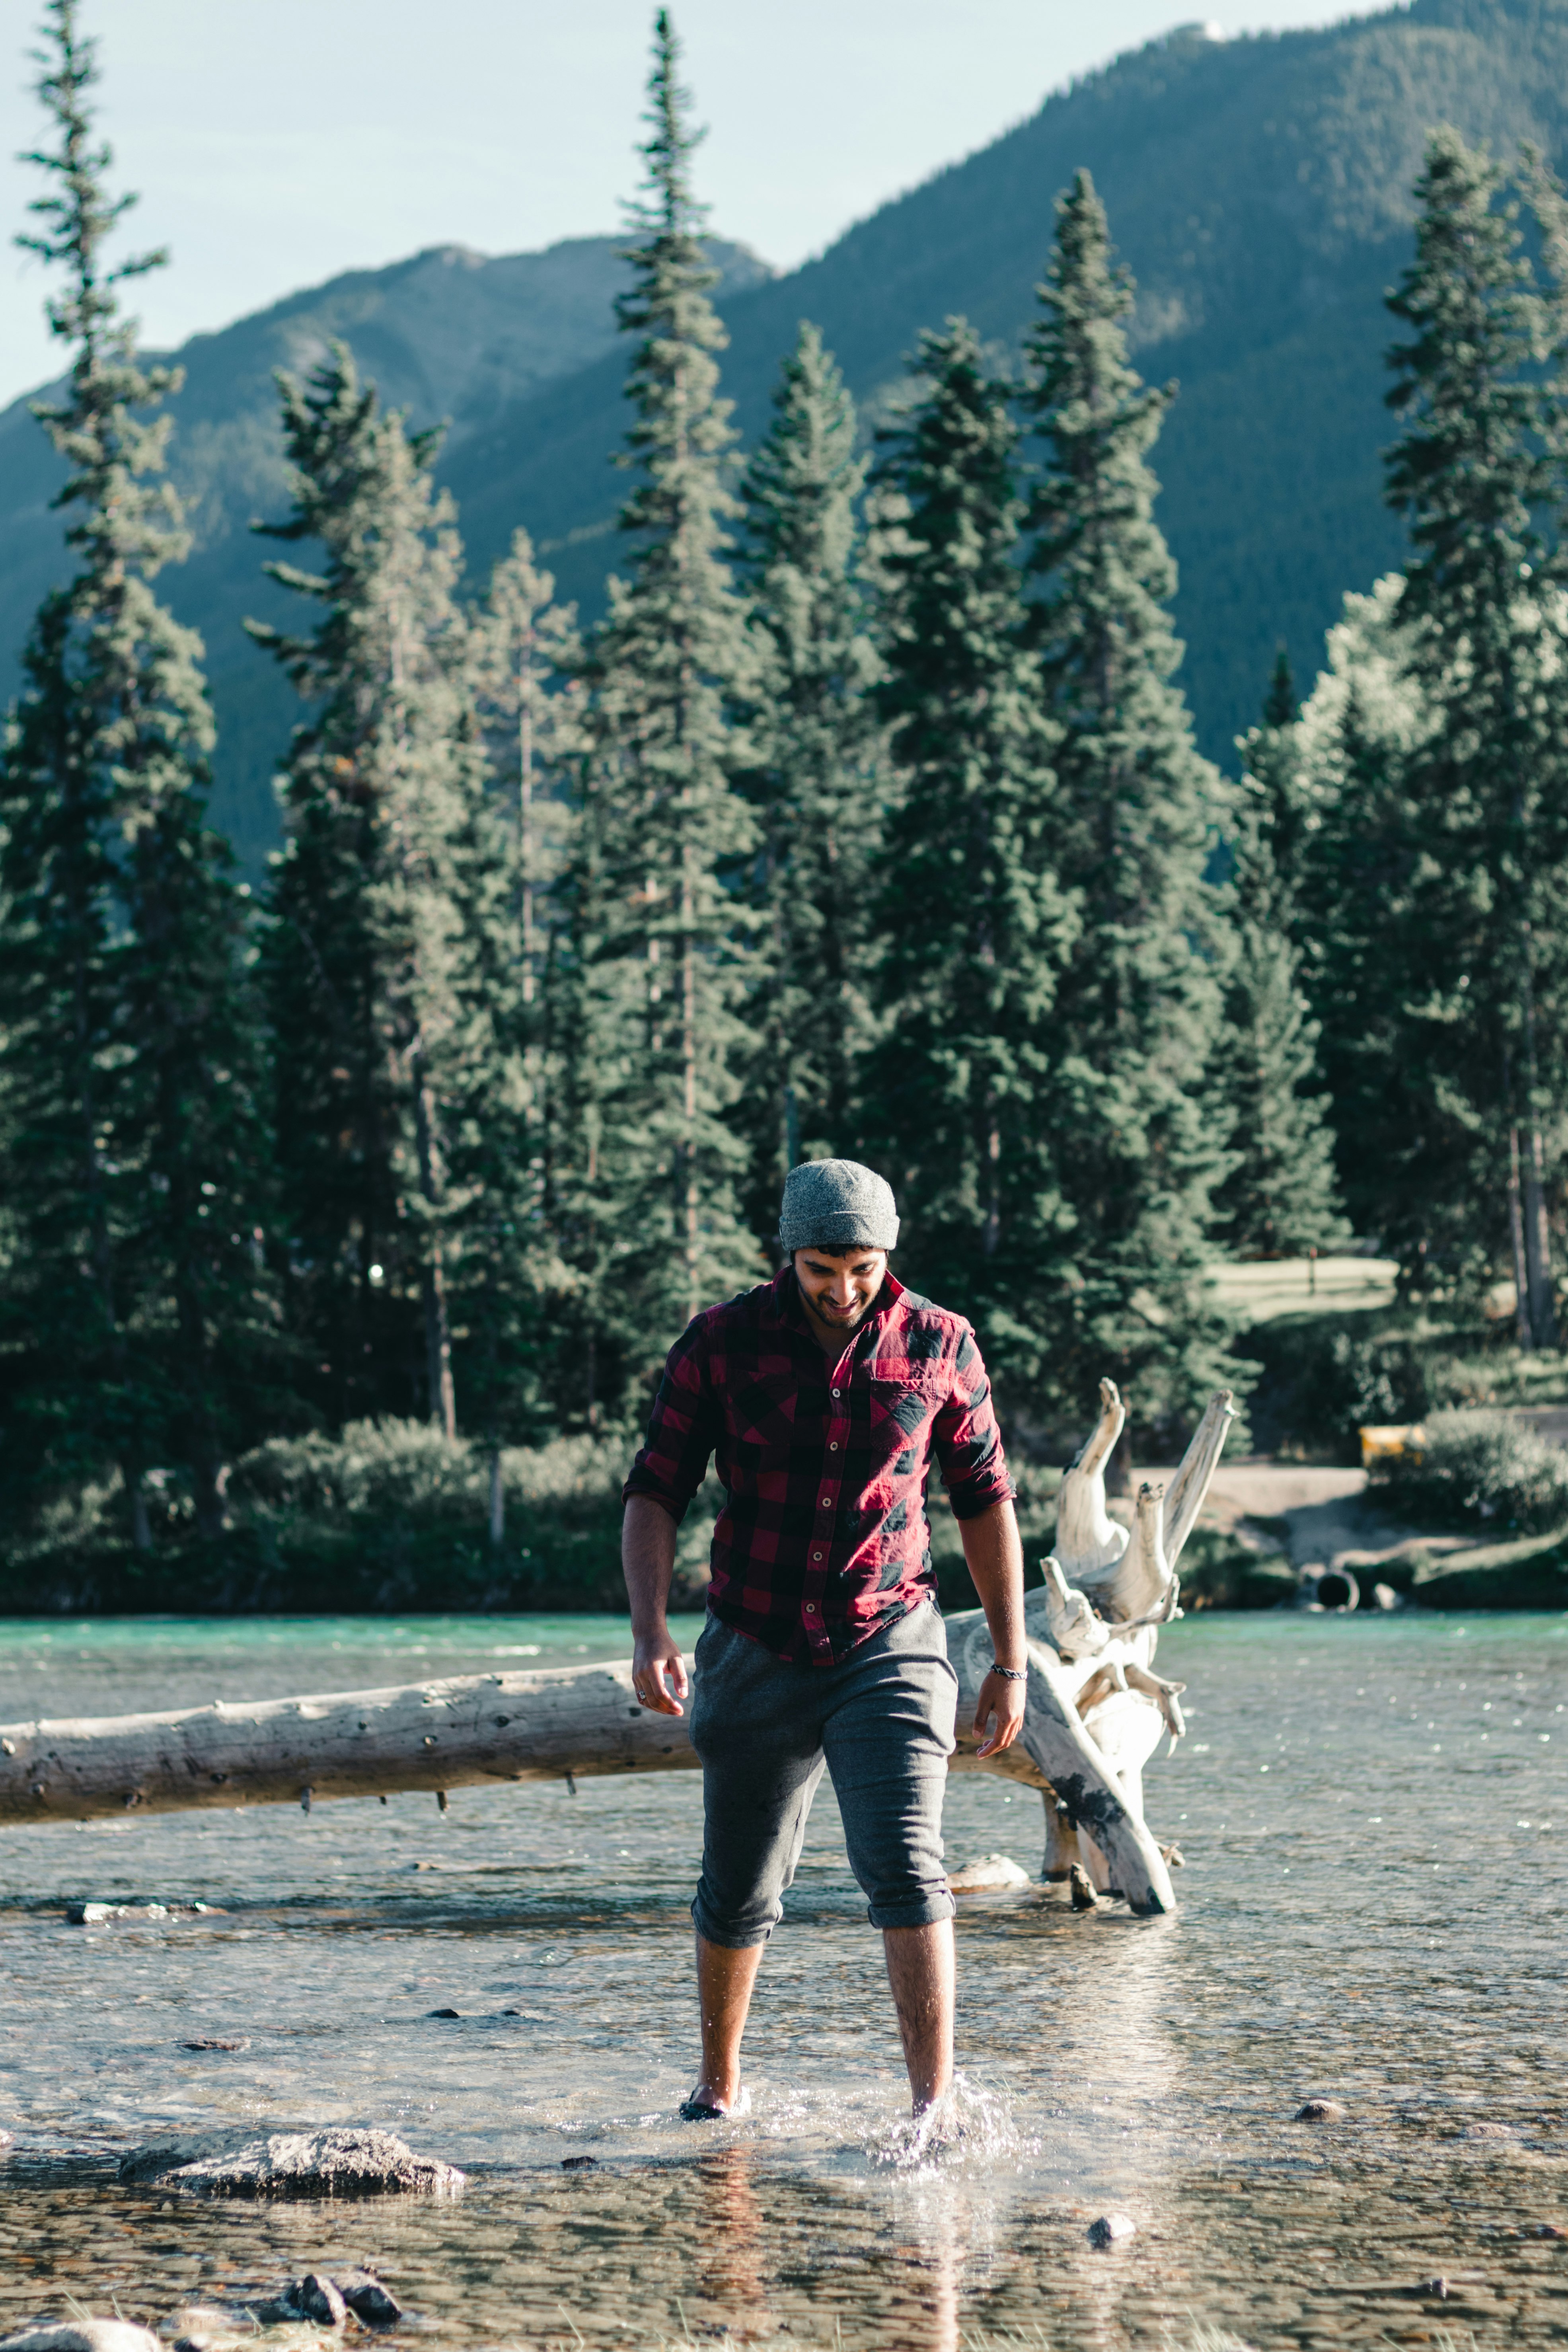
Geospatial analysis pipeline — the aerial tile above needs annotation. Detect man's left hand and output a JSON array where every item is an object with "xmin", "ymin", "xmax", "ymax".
[{"xmin": 973, "ymin": 1668, "xmax": 1026, "ymax": 1759}]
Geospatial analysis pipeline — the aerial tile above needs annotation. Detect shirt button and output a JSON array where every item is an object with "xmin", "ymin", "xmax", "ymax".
[
  {"xmin": 832, "ymin": 1387, "xmax": 841, "ymax": 1397},
  {"xmin": 804, "ymin": 1604, "xmax": 818, "ymax": 1616},
  {"xmin": 812, "ymin": 1551, "xmax": 823, "ymax": 1562},
  {"xmin": 829, "ymin": 1442, "xmax": 839, "ymax": 1451}
]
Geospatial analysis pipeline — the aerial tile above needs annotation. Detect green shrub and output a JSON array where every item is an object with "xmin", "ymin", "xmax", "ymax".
[{"xmin": 1371, "ymin": 1410, "xmax": 1568, "ymax": 1535}]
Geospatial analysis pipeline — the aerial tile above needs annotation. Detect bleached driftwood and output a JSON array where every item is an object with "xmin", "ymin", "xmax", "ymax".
[{"xmin": 0, "ymin": 1378, "xmax": 1232, "ymax": 1919}]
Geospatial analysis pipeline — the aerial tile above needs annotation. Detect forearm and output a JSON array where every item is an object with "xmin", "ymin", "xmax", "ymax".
[
  {"xmin": 958, "ymin": 1499, "xmax": 1027, "ymax": 1668},
  {"xmin": 622, "ymin": 1493, "xmax": 679, "ymax": 1633}
]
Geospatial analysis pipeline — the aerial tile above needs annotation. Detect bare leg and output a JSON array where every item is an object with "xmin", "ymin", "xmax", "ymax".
[
  {"xmin": 690, "ymin": 1931, "xmax": 765, "ymax": 2111},
  {"xmin": 882, "ymin": 1919, "xmax": 955, "ymax": 2112}
]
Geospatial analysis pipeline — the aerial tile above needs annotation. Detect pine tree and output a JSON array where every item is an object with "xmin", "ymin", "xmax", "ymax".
[
  {"xmin": 453, "ymin": 532, "xmax": 580, "ymax": 1533},
  {"xmin": 735, "ymin": 323, "xmax": 884, "ymax": 1241},
  {"xmin": 572, "ymin": 10, "xmax": 761, "ymax": 1395},
  {"xmin": 865, "ymin": 320, "xmax": 1073, "ymax": 1383},
  {"xmin": 1291, "ymin": 577, "xmax": 1446, "ymax": 1262},
  {"xmin": 249, "ymin": 347, "xmax": 481, "ymax": 1437},
  {"xmin": 1379, "ymin": 128, "xmax": 1568, "ymax": 1333},
  {"xmin": 1019, "ymin": 170, "xmax": 1237, "ymax": 1436},
  {"xmin": 0, "ymin": 0, "xmax": 273, "ymax": 1547},
  {"xmin": 1211, "ymin": 657, "xmax": 1348, "ymax": 1259}
]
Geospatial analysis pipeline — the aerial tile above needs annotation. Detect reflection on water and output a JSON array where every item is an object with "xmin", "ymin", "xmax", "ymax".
[{"xmin": 0, "ymin": 1610, "xmax": 1565, "ymax": 2347}]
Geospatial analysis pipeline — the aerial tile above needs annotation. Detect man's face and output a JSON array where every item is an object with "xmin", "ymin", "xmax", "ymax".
[{"xmin": 793, "ymin": 1246, "xmax": 888, "ymax": 1332}]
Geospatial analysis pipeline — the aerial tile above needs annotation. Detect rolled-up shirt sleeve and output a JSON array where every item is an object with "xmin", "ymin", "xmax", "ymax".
[
  {"xmin": 931, "ymin": 1324, "xmax": 1016, "ymax": 1520},
  {"xmin": 622, "ymin": 1319, "xmax": 721, "ymax": 1522}
]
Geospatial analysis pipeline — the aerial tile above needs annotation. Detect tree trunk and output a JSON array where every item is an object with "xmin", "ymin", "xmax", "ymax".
[
  {"xmin": 1523, "ymin": 1122, "xmax": 1557, "ymax": 1349},
  {"xmin": 1509, "ymin": 1123, "xmax": 1534, "ymax": 1347},
  {"xmin": 410, "ymin": 1052, "xmax": 457, "ymax": 1440},
  {"xmin": 488, "ymin": 1445, "xmax": 505, "ymax": 1547}
]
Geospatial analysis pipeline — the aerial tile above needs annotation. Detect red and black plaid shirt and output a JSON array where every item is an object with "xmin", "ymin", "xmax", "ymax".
[{"xmin": 623, "ymin": 1267, "xmax": 1015, "ymax": 1664}]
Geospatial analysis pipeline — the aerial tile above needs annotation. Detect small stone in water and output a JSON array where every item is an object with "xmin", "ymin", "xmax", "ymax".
[
  {"xmin": 1068, "ymin": 1864, "xmax": 1099, "ymax": 1912},
  {"xmin": 293, "ymin": 2275, "xmax": 347, "ymax": 2326},
  {"xmin": 331, "ymin": 2271, "xmax": 401, "ymax": 2327},
  {"xmin": 426, "ymin": 2007, "xmax": 461, "ymax": 2019},
  {"xmin": 1295, "ymin": 2098, "xmax": 1346, "ymax": 2121},
  {"xmin": 947, "ymin": 1854, "xmax": 1030, "ymax": 1891},
  {"xmin": 1087, "ymin": 2212, "xmax": 1136, "ymax": 2248},
  {"xmin": 181, "ymin": 2037, "xmax": 250, "ymax": 2052},
  {"xmin": 1462, "ymin": 2120, "xmax": 1519, "ymax": 2140},
  {"xmin": 562, "ymin": 2154, "xmax": 598, "ymax": 2171}
]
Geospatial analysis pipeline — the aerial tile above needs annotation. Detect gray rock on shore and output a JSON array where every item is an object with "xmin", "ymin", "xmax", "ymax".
[
  {"xmin": 0, "ymin": 2327, "xmax": 162, "ymax": 2352},
  {"xmin": 119, "ymin": 2125, "xmax": 463, "ymax": 2198}
]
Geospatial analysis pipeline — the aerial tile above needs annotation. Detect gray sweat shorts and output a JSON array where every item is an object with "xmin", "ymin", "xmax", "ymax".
[{"xmin": 688, "ymin": 1600, "xmax": 959, "ymax": 1947}]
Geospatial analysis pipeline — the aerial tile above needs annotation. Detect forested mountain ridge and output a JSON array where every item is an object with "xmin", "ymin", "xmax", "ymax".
[
  {"xmin": 0, "ymin": 234, "xmax": 772, "ymax": 859},
  {"xmin": 3, "ymin": 0, "xmax": 1567, "ymax": 863}
]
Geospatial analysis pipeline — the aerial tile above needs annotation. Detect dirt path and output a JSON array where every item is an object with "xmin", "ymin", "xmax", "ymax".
[{"xmin": 1134, "ymin": 1459, "xmax": 1470, "ymax": 1577}]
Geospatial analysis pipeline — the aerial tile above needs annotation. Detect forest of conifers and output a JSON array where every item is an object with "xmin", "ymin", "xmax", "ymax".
[{"xmin": 5, "ymin": 0, "xmax": 1568, "ymax": 1580}]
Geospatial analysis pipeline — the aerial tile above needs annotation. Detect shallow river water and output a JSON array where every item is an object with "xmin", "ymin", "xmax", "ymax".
[{"xmin": 0, "ymin": 1610, "xmax": 1564, "ymax": 2351}]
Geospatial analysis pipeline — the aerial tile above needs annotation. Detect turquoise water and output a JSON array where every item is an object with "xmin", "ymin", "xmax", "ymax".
[{"xmin": 0, "ymin": 1609, "xmax": 1565, "ymax": 2347}]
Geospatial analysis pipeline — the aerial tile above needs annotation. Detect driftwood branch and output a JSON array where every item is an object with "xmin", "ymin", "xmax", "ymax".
[{"xmin": 0, "ymin": 1379, "xmax": 1235, "ymax": 1921}]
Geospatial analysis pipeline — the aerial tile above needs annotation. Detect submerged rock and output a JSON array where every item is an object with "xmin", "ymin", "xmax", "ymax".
[
  {"xmin": 947, "ymin": 1854, "xmax": 1030, "ymax": 1891},
  {"xmin": 1295, "ymin": 2098, "xmax": 1346, "ymax": 2121},
  {"xmin": 119, "ymin": 2125, "xmax": 464, "ymax": 2199},
  {"xmin": 181, "ymin": 2038, "xmax": 250, "ymax": 2052},
  {"xmin": 1087, "ymin": 2212, "xmax": 1137, "ymax": 2248},
  {"xmin": 0, "ymin": 2327, "xmax": 162, "ymax": 2352},
  {"xmin": 1461, "ymin": 2120, "xmax": 1521, "ymax": 2140}
]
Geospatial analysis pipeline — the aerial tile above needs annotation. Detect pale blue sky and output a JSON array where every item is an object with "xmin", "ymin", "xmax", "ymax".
[{"xmin": 3, "ymin": 0, "xmax": 1387, "ymax": 406}]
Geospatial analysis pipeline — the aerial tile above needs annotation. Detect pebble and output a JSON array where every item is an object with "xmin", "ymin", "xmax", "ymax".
[
  {"xmin": 1461, "ymin": 2121, "xmax": 1520, "ymax": 2140},
  {"xmin": 1087, "ymin": 2212, "xmax": 1137, "ymax": 2249},
  {"xmin": 293, "ymin": 2276, "xmax": 348, "ymax": 2327},
  {"xmin": 119, "ymin": 2124, "xmax": 464, "ymax": 2198},
  {"xmin": 181, "ymin": 2038, "xmax": 250, "ymax": 2052},
  {"xmin": 562, "ymin": 2155, "xmax": 599, "ymax": 2172},
  {"xmin": 426, "ymin": 2008, "xmax": 461, "ymax": 2019},
  {"xmin": 332, "ymin": 2271, "xmax": 402, "ymax": 2327},
  {"xmin": 1295, "ymin": 2098, "xmax": 1346, "ymax": 2121},
  {"xmin": 1068, "ymin": 1864, "xmax": 1099, "ymax": 1912}
]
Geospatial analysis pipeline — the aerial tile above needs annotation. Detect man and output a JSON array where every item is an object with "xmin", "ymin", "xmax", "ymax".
[{"xmin": 622, "ymin": 1157, "xmax": 1028, "ymax": 2122}]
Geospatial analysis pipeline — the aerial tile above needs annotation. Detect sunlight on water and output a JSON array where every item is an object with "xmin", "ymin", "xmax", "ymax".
[{"xmin": 0, "ymin": 1609, "xmax": 1565, "ymax": 2347}]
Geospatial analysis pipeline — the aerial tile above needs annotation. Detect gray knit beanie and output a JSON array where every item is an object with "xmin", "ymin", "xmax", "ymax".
[{"xmin": 778, "ymin": 1158, "xmax": 900, "ymax": 1254}]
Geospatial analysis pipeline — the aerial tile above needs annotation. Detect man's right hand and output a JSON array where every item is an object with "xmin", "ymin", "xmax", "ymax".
[{"xmin": 632, "ymin": 1626, "xmax": 689, "ymax": 1716}]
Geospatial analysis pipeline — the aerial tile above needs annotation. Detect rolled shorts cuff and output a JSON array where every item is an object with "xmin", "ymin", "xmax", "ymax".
[
  {"xmin": 865, "ymin": 1888, "xmax": 955, "ymax": 1933},
  {"xmin": 689, "ymin": 1893, "xmax": 776, "ymax": 1949}
]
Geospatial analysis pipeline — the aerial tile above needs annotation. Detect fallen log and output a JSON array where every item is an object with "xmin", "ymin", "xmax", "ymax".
[{"xmin": 0, "ymin": 1379, "xmax": 1233, "ymax": 1919}]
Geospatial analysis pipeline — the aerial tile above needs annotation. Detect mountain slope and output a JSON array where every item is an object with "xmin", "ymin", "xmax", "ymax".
[
  {"xmin": 0, "ymin": 235, "xmax": 771, "ymax": 861},
  {"xmin": 2, "ymin": 0, "xmax": 1565, "ymax": 860}
]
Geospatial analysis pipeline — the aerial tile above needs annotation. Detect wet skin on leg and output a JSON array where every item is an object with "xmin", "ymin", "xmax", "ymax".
[
  {"xmin": 688, "ymin": 1931, "xmax": 765, "ymax": 2114},
  {"xmin": 688, "ymin": 1918, "xmax": 954, "ymax": 2116},
  {"xmin": 883, "ymin": 1918, "xmax": 955, "ymax": 2112}
]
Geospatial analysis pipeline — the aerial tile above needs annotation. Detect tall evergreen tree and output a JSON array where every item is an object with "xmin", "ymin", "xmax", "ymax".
[
  {"xmin": 1379, "ymin": 128, "xmax": 1568, "ymax": 1333},
  {"xmin": 453, "ymin": 532, "xmax": 580, "ymax": 1532},
  {"xmin": 250, "ymin": 348, "xmax": 481, "ymax": 1436},
  {"xmin": 865, "ymin": 320, "xmax": 1073, "ymax": 1384},
  {"xmin": 1291, "ymin": 577, "xmax": 1447, "ymax": 1263},
  {"xmin": 1018, "ymin": 171, "xmax": 1237, "ymax": 1433},
  {"xmin": 735, "ymin": 323, "xmax": 883, "ymax": 1242},
  {"xmin": 1211, "ymin": 657, "xmax": 1348, "ymax": 1258},
  {"xmin": 571, "ymin": 10, "xmax": 761, "ymax": 1393},
  {"xmin": 0, "ymin": 0, "xmax": 273, "ymax": 1546}
]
